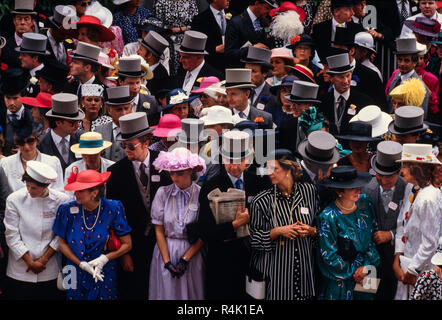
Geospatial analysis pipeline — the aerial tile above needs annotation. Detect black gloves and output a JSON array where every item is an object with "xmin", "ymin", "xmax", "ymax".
[
  {"xmin": 175, "ymin": 258, "xmax": 189, "ymax": 278},
  {"xmin": 164, "ymin": 262, "xmax": 179, "ymax": 278}
]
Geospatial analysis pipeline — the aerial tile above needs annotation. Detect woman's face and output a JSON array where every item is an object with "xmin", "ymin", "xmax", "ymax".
[
  {"xmin": 18, "ymin": 136, "xmax": 38, "ymax": 156},
  {"xmin": 200, "ymin": 93, "xmax": 217, "ymax": 108},
  {"xmin": 267, "ymin": 160, "xmax": 290, "ymax": 185},
  {"xmin": 129, "ymin": 0, "xmax": 141, "ymax": 7},
  {"xmin": 271, "ymin": 58, "xmax": 287, "ymax": 78},
  {"xmin": 170, "ymin": 169, "xmax": 192, "ymax": 189},
  {"xmin": 349, "ymin": 140, "xmax": 368, "ymax": 153},
  {"xmin": 400, "ymin": 163, "xmax": 418, "ymax": 185},
  {"xmin": 82, "ymin": 96, "xmax": 103, "ymax": 115},
  {"xmin": 77, "ymin": 26, "xmax": 97, "ymax": 45},
  {"xmin": 171, "ymin": 103, "xmax": 189, "ymax": 120},
  {"xmin": 74, "ymin": 188, "xmax": 97, "ymax": 205},
  {"xmin": 31, "ymin": 107, "xmax": 43, "ymax": 123},
  {"xmin": 26, "ymin": 181, "xmax": 47, "ymax": 198},
  {"xmin": 294, "ymin": 45, "xmax": 311, "ymax": 63},
  {"xmin": 279, "ymin": 86, "xmax": 291, "ymax": 106},
  {"xmin": 287, "ymin": 102, "xmax": 310, "ymax": 118},
  {"xmin": 216, "ymin": 93, "xmax": 229, "ymax": 108},
  {"xmin": 392, "ymin": 97, "xmax": 406, "ymax": 110},
  {"xmin": 339, "ymin": 188, "xmax": 360, "ymax": 203}
]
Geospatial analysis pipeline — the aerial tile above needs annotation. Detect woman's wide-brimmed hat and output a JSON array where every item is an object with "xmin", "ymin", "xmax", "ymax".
[
  {"xmin": 151, "ymin": 114, "xmax": 182, "ymax": 138},
  {"xmin": 370, "ymin": 141, "xmax": 403, "ymax": 176},
  {"xmin": 64, "ymin": 168, "xmax": 111, "ymax": 192},
  {"xmin": 18, "ymin": 92, "xmax": 52, "ymax": 109},
  {"xmin": 153, "ymin": 147, "xmax": 206, "ymax": 173},
  {"xmin": 431, "ymin": 238, "xmax": 442, "ymax": 266},
  {"xmin": 285, "ymin": 64, "xmax": 316, "ymax": 83},
  {"xmin": 284, "ymin": 80, "xmax": 321, "ymax": 104},
  {"xmin": 26, "ymin": 160, "xmax": 57, "ymax": 185},
  {"xmin": 270, "ymin": 47, "xmax": 297, "ymax": 66},
  {"xmin": 287, "ymin": 33, "xmax": 315, "ymax": 50},
  {"xmin": 70, "ymin": 131, "xmax": 112, "ymax": 155},
  {"xmin": 116, "ymin": 112, "xmax": 155, "ymax": 141},
  {"xmin": 298, "ymin": 130, "xmax": 340, "ymax": 165},
  {"xmin": 397, "ymin": 143, "xmax": 441, "ymax": 165},
  {"xmin": 163, "ymin": 88, "xmax": 198, "ymax": 112},
  {"xmin": 85, "ymin": 1, "xmax": 113, "ymax": 28},
  {"xmin": 45, "ymin": 93, "xmax": 85, "ymax": 121},
  {"xmin": 389, "ymin": 106, "xmax": 428, "ymax": 135},
  {"xmin": 200, "ymin": 105, "xmax": 234, "ymax": 126},
  {"xmin": 98, "ymin": 51, "xmax": 115, "ymax": 70},
  {"xmin": 320, "ymin": 165, "xmax": 372, "ymax": 189},
  {"xmin": 72, "ymin": 15, "xmax": 115, "ymax": 42},
  {"xmin": 15, "ymin": 33, "xmax": 51, "ymax": 56},
  {"xmin": 349, "ymin": 105, "xmax": 393, "ymax": 138},
  {"xmin": 336, "ymin": 121, "xmax": 381, "ymax": 142},
  {"xmin": 404, "ymin": 16, "xmax": 441, "ymax": 38},
  {"xmin": 431, "ymin": 31, "xmax": 442, "ymax": 45},
  {"xmin": 191, "ymin": 76, "xmax": 221, "ymax": 94}
]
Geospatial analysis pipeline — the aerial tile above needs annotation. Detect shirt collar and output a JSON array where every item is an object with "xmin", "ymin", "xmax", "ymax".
[
  {"xmin": 150, "ymin": 62, "xmax": 160, "ymax": 71},
  {"xmin": 380, "ymin": 185, "xmax": 396, "ymax": 194},
  {"xmin": 133, "ymin": 151, "xmax": 150, "ymax": 169},
  {"xmin": 50, "ymin": 129, "xmax": 70, "ymax": 145},
  {"xmin": 332, "ymin": 18, "xmax": 346, "ymax": 29},
  {"xmin": 133, "ymin": 94, "xmax": 140, "ymax": 112},
  {"xmin": 15, "ymin": 33, "xmax": 23, "ymax": 46},
  {"xmin": 227, "ymin": 172, "xmax": 244, "ymax": 187},
  {"xmin": 188, "ymin": 60, "xmax": 205, "ymax": 76},
  {"xmin": 254, "ymin": 81, "xmax": 266, "ymax": 99},
  {"xmin": 234, "ymin": 103, "xmax": 251, "ymax": 118},
  {"xmin": 400, "ymin": 69, "xmax": 415, "ymax": 81},
  {"xmin": 30, "ymin": 63, "xmax": 44, "ymax": 77},
  {"xmin": 7, "ymin": 106, "xmax": 25, "ymax": 120},
  {"xmin": 171, "ymin": 182, "xmax": 193, "ymax": 197},
  {"xmin": 210, "ymin": 5, "xmax": 224, "ymax": 16},
  {"xmin": 247, "ymin": 7, "xmax": 258, "ymax": 22},
  {"xmin": 334, "ymin": 88, "xmax": 350, "ymax": 102},
  {"xmin": 83, "ymin": 75, "xmax": 95, "ymax": 85}
]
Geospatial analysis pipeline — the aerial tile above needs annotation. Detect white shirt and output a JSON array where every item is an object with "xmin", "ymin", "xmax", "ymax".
[
  {"xmin": 400, "ymin": 12, "xmax": 442, "ymax": 38},
  {"xmin": 400, "ymin": 69, "xmax": 415, "ymax": 82},
  {"xmin": 29, "ymin": 63, "xmax": 44, "ymax": 77},
  {"xmin": 7, "ymin": 106, "xmax": 25, "ymax": 121},
  {"xmin": 51, "ymin": 129, "xmax": 71, "ymax": 150},
  {"xmin": 210, "ymin": 5, "xmax": 226, "ymax": 32},
  {"xmin": 183, "ymin": 60, "xmax": 205, "ymax": 94},
  {"xmin": 251, "ymin": 81, "xmax": 266, "ymax": 105},
  {"xmin": 112, "ymin": 122, "xmax": 120, "ymax": 141},
  {"xmin": 14, "ymin": 33, "xmax": 23, "ymax": 47},
  {"xmin": 233, "ymin": 103, "xmax": 251, "ymax": 119},
  {"xmin": 133, "ymin": 94, "xmax": 140, "ymax": 113},
  {"xmin": 0, "ymin": 150, "xmax": 64, "ymax": 192},
  {"xmin": 132, "ymin": 151, "xmax": 150, "ymax": 182},
  {"xmin": 247, "ymin": 7, "xmax": 258, "ymax": 24},
  {"xmin": 4, "ymin": 187, "xmax": 70, "ymax": 283}
]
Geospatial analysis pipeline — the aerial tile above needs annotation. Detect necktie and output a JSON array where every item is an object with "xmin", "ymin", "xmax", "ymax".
[
  {"xmin": 382, "ymin": 189, "xmax": 393, "ymax": 212},
  {"xmin": 239, "ymin": 111, "xmax": 246, "ymax": 119},
  {"xmin": 253, "ymin": 19, "xmax": 263, "ymax": 32},
  {"xmin": 400, "ymin": 0, "xmax": 409, "ymax": 24},
  {"xmin": 250, "ymin": 89, "xmax": 256, "ymax": 105},
  {"xmin": 219, "ymin": 11, "xmax": 226, "ymax": 35},
  {"xmin": 139, "ymin": 163, "xmax": 149, "ymax": 188},
  {"xmin": 235, "ymin": 178, "xmax": 243, "ymax": 190},
  {"xmin": 337, "ymin": 96, "xmax": 345, "ymax": 121},
  {"xmin": 183, "ymin": 72, "xmax": 193, "ymax": 93},
  {"xmin": 60, "ymin": 138, "xmax": 69, "ymax": 164},
  {"xmin": 9, "ymin": 113, "xmax": 18, "ymax": 125}
]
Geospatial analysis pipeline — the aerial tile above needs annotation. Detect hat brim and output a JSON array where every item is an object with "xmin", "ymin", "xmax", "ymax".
[
  {"xmin": 151, "ymin": 127, "xmax": 182, "ymax": 138},
  {"xmin": 176, "ymin": 131, "xmax": 209, "ymax": 144},
  {"xmin": 64, "ymin": 172, "xmax": 111, "ymax": 191},
  {"xmin": 394, "ymin": 50, "xmax": 421, "ymax": 55},
  {"xmin": 350, "ymin": 111, "xmax": 393, "ymax": 138},
  {"xmin": 18, "ymin": 96, "xmax": 52, "ymax": 109},
  {"xmin": 335, "ymin": 134, "xmax": 381, "ymax": 142},
  {"xmin": 220, "ymin": 148, "xmax": 254, "ymax": 160},
  {"xmin": 319, "ymin": 171, "xmax": 372, "ymax": 189},
  {"xmin": 326, "ymin": 65, "xmax": 355, "ymax": 74},
  {"xmin": 404, "ymin": 20, "xmax": 439, "ymax": 37},
  {"xmin": 201, "ymin": 118, "xmax": 234, "ymax": 126},
  {"xmin": 70, "ymin": 140, "xmax": 112, "ymax": 155},
  {"xmin": 105, "ymin": 97, "xmax": 136, "ymax": 106},
  {"xmin": 241, "ymin": 59, "xmax": 273, "ymax": 70},
  {"xmin": 45, "ymin": 109, "xmax": 85, "ymax": 121},
  {"xmin": 225, "ymin": 83, "xmax": 256, "ymax": 90},
  {"xmin": 287, "ymin": 41, "xmax": 315, "ymax": 50},
  {"xmin": 285, "ymin": 66, "xmax": 316, "ymax": 83},
  {"xmin": 116, "ymin": 127, "xmax": 155, "ymax": 141},
  {"xmin": 388, "ymin": 122, "xmax": 429, "ymax": 135},
  {"xmin": 177, "ymin": 47, "xmax": 209, "ymax": 55},
  {"xmin": 71, "ymin": 54, "xmax": 100, "ymax": 65},
  {"xmin": 431, "ymin": 252, "xmax": 442, "ymax": 266},
  {"xmin": 11, "ymin": 10, "xmax": 37, "ymax": 15},
  {"xmin": 116, "ymin": 70, "xmax": 147, "ymax": 78},
  {"xmin": 355, "ymin": 43, "xmax": 376, "ymax": 53},
  {"xmin": 370, "ymin": 155, "xmax": 402, "ymax": 176},
  {"xmin": 15, "ymin": 47, "xmax": 51, "ymax": 56},
  {"xmin": 297, "ymin": 139, "xmax": 340, "ymax": 165},
  {"xmin": 162, "ymin": 95, "xmax": 198, "ymax": 112},
  {"xmin": 396, "ymin": 155, "xmax": 441, "ymax": 165},
  {"xmin": 139, "ymin": 39, "xmax": 166, "ymax": 59},
  {"xmin": 74, "ymin": 23, "xmax": 116, "ymax": 42},
  {"xmin": 283, "ymin": 94, "xmax": 321, "ymax": 105}
]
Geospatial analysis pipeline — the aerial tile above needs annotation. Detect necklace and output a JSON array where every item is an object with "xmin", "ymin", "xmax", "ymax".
[
  {"xmin": 335, "ymin": 199, "xmax": 356, "ymax": 212},
  {"xmin": 82, "ymin": 201, "xmax": 101, "ymax": 231},
  {"xmin": 273, "ymin": 183, "xmax": 298, "ymax": 246},
  {"xmin": 172, "ymin": 184, "xmax": 195, "ymax": 227}
]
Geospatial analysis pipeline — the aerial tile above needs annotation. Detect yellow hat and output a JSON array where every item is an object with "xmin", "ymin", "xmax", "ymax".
[{"xmin": 389, "ymin": 78, "xmax": 426, "ymax": 107}]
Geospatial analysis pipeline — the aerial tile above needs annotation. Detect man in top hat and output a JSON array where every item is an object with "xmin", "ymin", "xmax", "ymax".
[
  {"xmin": 361, "ymin": 141, "xmax": 414, "ymax": 300},
  {"xmin": 225, "ymin": 0, "xmax": 277, "ymax": 68},
  {"xmin": 196, "ymin": 130, "xmax": 271, "ymax": 299},
  {"xmin": 173, "ymin": 30, "xmax": 223, "ymax": 94},
  {"xmin": 38, "ymin": 93, "xmax": 85, "ymax": 172},
  {"xmin": 191, "ymin": 0, "xmax": 231, "ymax": 74},
  {"xmin": 400, "ymin": 0, "xmax": 442, "ymax": 38},
  {"xmin": 116, "ymin": 56, "xmax": 160, "ymax": 126},
  {"xmin": 106, "ymin": 112, "xmax": 171, "ymax": 300},
  {"xmin": 36, "ymin": 58, "xmax": 70, "ymax": 95},
  {"xmin": 64, "ymin": 41, "xmax": 106, "ymax": 96},
  {"xmin": 318, "ymin": 52, "xmax": 373, "ymax": 136},
  {"xmin": 136, "ymin": 30, "xmax": 171, "ymax": 97},
  {"xmin": 174, "ymin": 118, "xmax": 209, "ymax": 157},
  {"xmin": 385, "ymin": 38, "xmax": 430, "ymax": 116},
  {"xmin": 95, "ymin": 86, "xmax": 134, "ymax": 163},
  {"xmin": 311, "ymin": 0, "xmax": 364, "ymax": 62},
  {"xmin": 0, "ymin": 68, "xmax": 33, "ymax": 156},
  {"xmin": 389, "ymin": 106, "xmax": 429, "ymax": 145},
  {"xmin": 241, "ymin": 46, "xmax": 277, "ymax": 110},
  {"xmin": 225, "ymin": 68, "xmax": 274, "ymax": 129}
]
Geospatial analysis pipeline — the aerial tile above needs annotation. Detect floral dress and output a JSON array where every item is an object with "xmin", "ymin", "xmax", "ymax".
[
  {"xmin": 113, "ymin": 7, "xmax": 154, "ymax": 45},
  {"xmin": 317, "ymin": 194, "xmax": 380, "ymax": 300},
  {"xmin": 410, "ymin": 269, "xmax": 442, "ymax": 300},
  {"xmin": 52, "ymin": 198, "xmax": 131, "ymax": 300}
]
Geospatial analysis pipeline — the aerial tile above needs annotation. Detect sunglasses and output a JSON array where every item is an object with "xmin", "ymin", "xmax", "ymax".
[
  {"xmin": 16, "ymin": 137, "xmax": 37, "ymax": 146},
  {"xmin": 80, "ymin": 1, "xmax": 91, "ymax": 7},
  {"xmin": 170, "ymin": 170, "xmax": 187, "ymax": 176},
  {"xmin": 120, "ymin": 142, "xmax": 141, "ymax": 151}
]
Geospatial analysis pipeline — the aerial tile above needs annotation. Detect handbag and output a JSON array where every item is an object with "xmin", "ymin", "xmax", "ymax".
[
  {"xmin": 337, "ymin": 235, "xmax": 358, "ymax": 262},
  {"xmin": 107, "ymin": 229, "xmax": 121, "ymax": 251},
  {"xmin": 245, "ymin": 268, "xmax": 266, "ymax": 300}
]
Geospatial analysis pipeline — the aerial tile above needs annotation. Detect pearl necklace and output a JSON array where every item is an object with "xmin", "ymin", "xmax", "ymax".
[
  {"xmin": 82, "ymin": 201, "xmax": 101, "ymax": 231},
  {"xmin": 335, "ymin": 199, "xmax": 356, "ymax": 212}
]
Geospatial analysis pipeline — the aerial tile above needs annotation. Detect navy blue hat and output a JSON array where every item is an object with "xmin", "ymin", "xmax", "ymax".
[
  {"xmin": 270, "ymin": 75, "xmax": 298, "ymax": 96},
  {"xmin": 320, "ymin": 165, "xmax": 372, "ymax": 189},
  {"xmin": 162, "ymin": 88, "xmax": 198, "ymax": 112},
  {"xmin": 269, "ymin": 148, "xmax": 296, "ymax": 161}
]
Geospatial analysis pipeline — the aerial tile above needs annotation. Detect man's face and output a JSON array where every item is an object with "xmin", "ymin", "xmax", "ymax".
[
  {"xmin": 226, "ymin": 88, "xmax": 249, "ymax": 110},
  {"xmin": 255, "ymin": 2, "xmax": 273, "ymax": 18},
  {"xmin": 136, "ymin": 45, "xmax": 149, "ymax": 60},
  {"xmin": 70, "ymin": 59, "xmax": 87, "ymax": 77},
  {"xmin": 375, "ymin": 172, "xmax": 400, "ymax": 191},
  {"xmin": 245, "ymin": 63, "xmax": 266, "ymax": 86},
  {"xmin": 223, "ymin": 157, "xmax": 249, "ymax": 178},
  {"xmin": 397, "ymin": 55, "xmax": 417, "ymax": 74},
  {"xmin": 419, "ymin": 0, "xmax": 437, "ymax": 18},
  {"xmin": 57, "ymin": 119, "xmax": 81, "ymax": 135},
  {"xmin": 213, "ymin": 0, "xmax": 230, "ymax": 10},
  {"xmin": 331, "ymin": 72, "xmax": 352, "ymax": 94},
  {"xmin": 333, "ymin": 6, "xmax": 354, "ymax": 23},
  {"xmin": 393, "ymin": 133, "xmax": 420, "ymax": 145},
  {"xmin": 107, "ymin": 104, "xmax": 133, "ymax": 126},
  {"xmin": 19, "ymin": 53, "xmax": 39, "ymax": 70},
  {"xmin": 13, "ymin": 14, "xmax": 33, "ymax": 35},
  {"xmin": 4, "ymin": 94, "xmax": 23, "ymax": 113},
  {"xmin": 121, "ymin": 137, "xmax": 149, "ymax": 162},
  {"xmin": 119, "ymin": 77, "xmax": 142, "ymax": 97},
  {"xmin": 77, "ymin": 26, "xmax": 93, "ymax": 44},
  {"xmin": 75, "ymin": 0, "xmax": 91, "ymax": 17},
  {"xmin": 38, "ymin": 77, "xmax": 53, "ymax": 93},
  {"xmin": 179, "ymin": 53, "xmax": 203, "ymax": 71},
  {"xmin": 353, "ymin": 1, "xmax": 366, "ymax": 19}
]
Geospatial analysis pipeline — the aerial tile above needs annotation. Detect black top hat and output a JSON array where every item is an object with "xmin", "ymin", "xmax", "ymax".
[
  {"xmin": 15, "ymin": 33, "xmax": 51, "ymax": 56},
  {"xmin": 240, "ymin": 46, "xmax": 273, "ymax": 69},
  {"xmin": 36, "ymin": 59, "xmax": 70, "ymax": 84},
  {"xmin": 298, "ymin": 131, "xmax": 340, "ymax": 165},
  {"xmin": 320, "ymin": 165, "xmax": 372, "ymax": 189},
  {"xmin": 388, "ymin": 106, "xmax": 428, "ymax": 135},
  {"xmin": 370, "ymin": 141, "xmax": 403, "ymax": 175},
  {"xmin": 0, "ymin": 68, "xmax": 29, "ymax": 95},
  {"xmin": 336, "ymin": 121, "xmax": 382, "ymax": 142},
  {"xmin": 331, "ymin": 0, "xmax": 354, "ymax": 9},
  {"xmin": 331, "ymin": 27, "xmax": 355, "ymax": 48}
]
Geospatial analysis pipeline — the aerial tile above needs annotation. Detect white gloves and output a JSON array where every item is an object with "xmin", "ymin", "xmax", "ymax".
[
  {"xmin": 79, "ymin": 260, "xmax": 104, "ymax": 282},
  {"xmin": 89, "ymin": 254, "xmax": 109, "ymax": 282}
]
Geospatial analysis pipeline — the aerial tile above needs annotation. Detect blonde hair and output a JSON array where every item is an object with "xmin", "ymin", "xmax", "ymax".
[{"xmin": 389, "ymin": 78, "xmax": 426, "ymax": 107}]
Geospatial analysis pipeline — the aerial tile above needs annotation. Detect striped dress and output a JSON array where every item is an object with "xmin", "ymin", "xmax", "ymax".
[{"xmin": 249, "ymin": 182, "xmax": 319, "ymax": 300}]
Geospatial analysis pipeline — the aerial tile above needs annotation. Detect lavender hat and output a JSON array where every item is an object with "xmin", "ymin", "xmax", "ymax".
[{"xmin": 153, "ymin": 147, "xmax": 206, "ymax": 173}]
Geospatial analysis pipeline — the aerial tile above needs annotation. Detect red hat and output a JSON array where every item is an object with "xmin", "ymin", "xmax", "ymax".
[
  {"xmin": 72, "ymin": 15, "xmax": 115, "ymax": 42},
  {"xmin": 438, "ymin": 0, "xmax": 442, "ymax": 9},
  {"xmin": 151, "ymin": 114, "xmax": 182, "ymax": 138},
  {"xmin": 64, "ymin": 168, "xmax": 111, "ymax": 191},
  {"xmin": 269, "ymin": 1, "xmax": 306, "ymax": 22},
  {"xmin": 18, "ymin": 92, "xmax": 53, "ymax": 109}
]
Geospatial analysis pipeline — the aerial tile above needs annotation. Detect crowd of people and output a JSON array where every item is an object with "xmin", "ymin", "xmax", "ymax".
[{"xmin": 0, "ymin": 0, "xmax": 441, "ymax": 301}]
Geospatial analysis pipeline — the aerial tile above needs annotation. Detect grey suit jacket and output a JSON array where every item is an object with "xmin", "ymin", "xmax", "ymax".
[
  {"xmin": 248, "ymin": 105, "xmax": 274, "ymax": 129},
  {"xmin": 94, "ymin": 122, "xmax": 127, "ymax": 163},
  {"xmin": 135, "ymin": 93, "xmax": 161, "ymax": 126}
]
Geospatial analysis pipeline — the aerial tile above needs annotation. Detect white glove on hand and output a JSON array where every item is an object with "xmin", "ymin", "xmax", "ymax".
[
  {"xmin": 79, "ymin": 261, "xmax": 104, "ymax": 282},
  {"xmin": 89, "ymin": 254, "xmax": 109, "ymax": 282}
]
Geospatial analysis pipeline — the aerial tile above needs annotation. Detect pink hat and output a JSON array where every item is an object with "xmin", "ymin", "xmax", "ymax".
[
  {"xmin": 98, "ymin": 51, "xmax": 114, "ymax": 70},
  {"xmin": 151, "ymin": 114, "xmax": 182, "ymax": 138},
  {"xmin": 191, "ymin": 76, "xmax": 220, "ymax": 94},
  {"xmin": 271, "ymin": 48, "xmax": 296, "ymax": 65},
  {"xmin": 153, "ymin": 147, "xmax": 206, "ymax": 173}
]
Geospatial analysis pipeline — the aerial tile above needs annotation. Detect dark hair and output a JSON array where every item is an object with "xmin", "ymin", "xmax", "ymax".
[
  {"xmin": 137, "ymin": 133, "xmax": 153, "ymax": 144},
  {"xmin": 76, "ymin": 59, "xmax": 99, "ymax": 73},
  {"xmin": 407, "ymin": 162, "xmax": 439, "ymax": 188},
  {"xmin": 398, "ymin": 53, "xmax": 419, "ymax": 63},
  {"xmin": 277, "ymin": 158, "xmax": 303, "ymax": 182},
  {"xmin": 48, "ymin": 117, "xmax": 58, "ymax": 129},
  {"xmin": 22, "ymin": 172, "xmax": 49, "ymax": 188},
  {"xmin": 89, "ymin": 184, "xmax": 105, "ymax": 202}
]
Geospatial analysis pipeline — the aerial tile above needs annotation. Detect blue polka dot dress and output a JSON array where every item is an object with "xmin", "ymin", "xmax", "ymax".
[
  {"xmin": 52, "ymin": 199, "xmax": 131, "ymax": 300},
  {"xmin": 113, "ymin": 7, "xmax": 153, "ymax": 45}
]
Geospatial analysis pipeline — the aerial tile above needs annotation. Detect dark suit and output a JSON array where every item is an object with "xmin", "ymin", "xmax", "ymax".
[
  {"xmin": 277, "ymin": 116, "xmax": 305, "ymax": 154},
  {"xmin": 2, "ymin": 107, "xmax": 34, "ymax": 156},
  {"xmin": 353, "ymin": 62, "xmax": 387, "ymax": 111},
  {"xmin": 147, "ymin": 63, "xmax": 169, "ymax": 97},
  {"xmin": 250, "ymin": 82, "xmax": 276, "ymax": 110},
  {"xmin": 135, "ymin": 93, "xmax": 161, "ymax": 126},
  {"xmin": 45, "ymin": 35, "xmax": 68, "ymax": 65},
  {"xmin": 2, "ymin": 36, "xmax": 22, "ymax": 70},
  {"xmin": 197, "ymin": 166, "xmax": 271, "ymax": 299},
  {"xmin": 94, "ymin": 122, "xmax": 126, "ymax": 163},
  {"xmin": 172, "ymin": 61, "xmax": 224, "ymax": 91},
  {"xmin": 191, "ymin": 7, "xmax": 227, "ymax": 74},
  {"xmin": 234, "ymin": 105, "xmax": 273, "ymax": 130},
  {"xmin": 106, "ymin": 151, "xmax": 171, "ymax": 300}
]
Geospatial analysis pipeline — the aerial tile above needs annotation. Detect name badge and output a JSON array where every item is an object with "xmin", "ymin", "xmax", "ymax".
[
  {"xmin": 347, "ymin": 108, "xmax": 356, "ymax": 116},
  {"xmin": 70, "ymin": 206, "xmax": 79, "ymax": 214},
  {"xmin": 43, "ymin": 211, "xmax": 54, "ymax": 219},
  {"xmin": 411, "ymin": 6, "xmax": 418, "ymax": 13},
  {"xmin": 248, "ymin": 196, "xmax": 254, "ymax": 204},
  {"xmin": 257, "ymin": 103, "xmax": 265, "ymax": 111},
  {"xmin": 189, "ymin": 204, "xmax": 198, "ymax": 211},
  {"xmin": 151, "ymin": 175, "xmax": 160, "ymax": 182},
  {"xmin": 388, "ymin": 201, "xmax": 398, "ymax": 211},
  {"xmin": 300, "ymin": 207, "xmax": 309, "ymax": 215}
]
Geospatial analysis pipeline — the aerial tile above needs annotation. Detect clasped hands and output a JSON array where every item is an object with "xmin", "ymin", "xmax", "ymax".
[
  {"xmin": 79, "ymin": 254, "xmax": 109, "ymax": 282},
  {"xmin": 279, "ymin": 221, "xmax": 316, "ymax": 240},
  {"xmin": 164, "ymin": 258, "xmax": 189, "ymax": 279}
]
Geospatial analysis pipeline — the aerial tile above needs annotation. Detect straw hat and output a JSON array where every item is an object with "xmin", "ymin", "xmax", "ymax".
[
  {"xmin": 397, "ymin": 143, "xmax": 441, "ymax": 165},
  {"xmin": 70, "ymin": 131, "xmax": 112, "ymax": 155}
]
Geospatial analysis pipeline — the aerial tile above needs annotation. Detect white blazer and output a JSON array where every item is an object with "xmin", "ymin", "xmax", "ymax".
[
  {"xmin": 4, "ymin": 187, "xmax": 70, "ymax": 283},
  {"xmin": 0, "ymin": 151, "xmax": 64, "ymax": 192}
]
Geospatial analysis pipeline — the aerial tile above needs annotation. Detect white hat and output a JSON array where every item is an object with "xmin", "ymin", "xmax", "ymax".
[
  {"xmin": 350, "ymin": 105, "xmax": 393, "ymax": 138},
  {"xmin": 431, "ymin": 237, "xmax": 442, "ymax": 266},
  {"xmin": 26, "ymin": 161, "xmax": 57, "ymax": 184},
  {"xmin": 397, "ymin": 143, "xmax": 441, "ymax": 164},
  {"xmin": 85, "ymin": 1, "xmax": 113, "ymax": 28},
  {"xmin": 81, "ymin": 84, "xmax": 104, "ymax": 98},
  {"xmin": 354, "ymin": 31, "xmax": 376, "ymax": 53},
  {"xmin": 416, "ymin": 41, "xmax": 428, "ymax": 56},
  {"xmin": 200, "ymin": 105, "xmax": 234, "ymax": 126},
  {"xmin": 204, "ymin": 80, "xmax": 227, "ymax": 99}
]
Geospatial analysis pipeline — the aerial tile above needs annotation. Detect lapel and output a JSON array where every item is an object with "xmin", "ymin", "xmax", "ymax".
[
  {"xmin": 47, "ymin": 132, "xmax": 68, "ymax": 168},
  {"xmin": 208, "ymin": 8, "xmax": 223, "ymax": 38}
]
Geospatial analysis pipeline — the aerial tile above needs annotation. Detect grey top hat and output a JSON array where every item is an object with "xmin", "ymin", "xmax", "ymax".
[
  {"xmin": 11, "ymin": 0, "xmax": 37, "ymax": 15},
  {"xmin": 394, "ymin": 38, "xmax": 420, "ymax": 55},
  {"xmin": 225, "ymin": 69, "xmax": 256, "ymax": 89},
  {"xmin": 117, "ymin": 112, "xmax": 154, "ymax": 141},
  {"xmin": 389, "ymin": 106, "xmax": 428, "ymax": 135},
  {"xmin": 177, "ymin": 118, "xmax": 208, "ymax": 144},
  {"xmin": 177, "ymin": 31, "xmax": 209, "ymax": 55},
  {"xmin": 371, "ymin": 141, "xmax": 403, "ymax": 175},
  {"xmin": 140, "ymin": 31, "xmax": 169, "ymax": 59},
  {"xmin": 326, "ymin": 53, "xmax": 355, "ymax": 74},
  {"xmin": 284, "ymin": 80, "xmax": 321, "ymax": 104},
  {"xmin": 116, "ymin": 56, "xmax": 146, "ymax": 78},
  {"xmin": 298, "ymin": 131, "xmax": 340, "ymax": 165},
  {"xmin": 220, "ymin": 130, "xmax": 253, "ymax": 160},
  {"xmin": 48, "ymin": 5, "xmax": 77, "ymax": 29},
  {"xmin": 15, "ymin": 33, "xmax": 50, "ymax": 56},
  {"xmin": 105, "ymin": 86, "xmax": 135, "ymax": 106},
  {"xmin": 240, "ymin": 46, "xmax": 273, "ymax": 69},
  {"xmin": 71, "ymin": 41, "xmax": 101, "ymax": 65},
  {"xmin": 45, "ymin": 93, "xmax": 85, "ymax": 120}
]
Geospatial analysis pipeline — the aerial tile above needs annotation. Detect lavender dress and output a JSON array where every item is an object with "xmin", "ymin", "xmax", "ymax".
[{"xmin": 148, "ymin": 183, "xmax": 204, "ymax": 300}]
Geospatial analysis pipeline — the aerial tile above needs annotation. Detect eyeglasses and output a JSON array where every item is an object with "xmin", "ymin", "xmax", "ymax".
[
  {"xmin": 120, "ymin": 142, "xmax": 141, "ymax": 151},
  {"xmin": 16, "ymin": 137, "xmax": 37, "ymax": 146},
  {"xmin": 170, "ymin": 170, "xmax": 186, "ymax": 176},
  {"xmin": 80, "ymin": 1, "xmax": 91, "ymax": 7}
]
